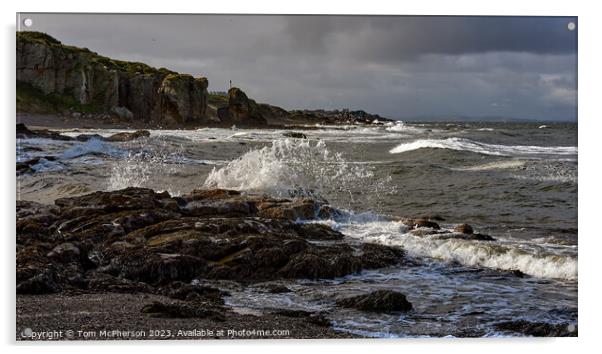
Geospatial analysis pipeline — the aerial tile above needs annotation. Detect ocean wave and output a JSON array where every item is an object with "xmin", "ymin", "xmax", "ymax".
[
  {"xmin": 385, "ymin": 122, "xmax": 427, "ymax": 134},
  {"xmin": 203, "ymin": 138, "xmax": 394, "ymax": 200},
  {"xmin": 389, "ymin": 137, "xmax": 577, "ymax": 157},
  {"xmin": 453, "ymin": 160, "xmax": 527, "ymax": 171},
  {"xmin": 318, "ymin": 219, "xmax": 577, "ymax": 280},
  {"xmin": 60, "ymin": 138, "xmax": 127, "ymax": 159}
]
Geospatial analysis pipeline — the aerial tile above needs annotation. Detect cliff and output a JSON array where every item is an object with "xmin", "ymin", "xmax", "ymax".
[
  {"xmin": 17, "ymin": 31, "xmax": 209, "ymax": 127},
  {"xmin": 17, "ymin": 31, "xmax": 391, "ymax": 128}
]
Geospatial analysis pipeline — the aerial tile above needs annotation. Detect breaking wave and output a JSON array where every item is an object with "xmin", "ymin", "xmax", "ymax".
[
  {"xmin": 321, "ymin": 219, "xmax": 577, "ymax": 280},
  {"xmin": 389, "ymin": 137, "xmax": 577, "ymax": 157},
  {"xmin": 204, "ymin": 138, "xmax": 394, "ymax": 203},
  {"xmin": 60, "ymin": 138, "xmax": 126, "ymax": 160}
]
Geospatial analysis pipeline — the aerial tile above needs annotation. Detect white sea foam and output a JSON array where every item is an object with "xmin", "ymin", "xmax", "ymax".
[
  {"xmin": 318, "ymin": 219, "xmax": 577, "ymax": 280},
  {"xmin": 389, "ymin": 137, "xmax": 577, "ymax": 157},
  {"xmin": 453, "ymin": 160, "xmax": 527, "ymax": 171},
  {"xmin": 203, "ymin": 138, "xmax": 393, "ymax": 200}
]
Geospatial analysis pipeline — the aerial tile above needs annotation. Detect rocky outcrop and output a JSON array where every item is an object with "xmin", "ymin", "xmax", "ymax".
[
  {"xmin": 217, "ymin": 87, "xmax": 268, "ymax": 126},
  {"xmin": 336, "ymin": 290, "xmax": 413, "ymax": 313},
  {"xmin": 16, "ymin": 187, "xmax": 406, "ymax": 294},
  {"xmin": 16, "ymin": 123, "xmax": 149, "ymax": 143},
  {"xmin": 16, "ymin": 32, "xmax": 208, "ymax": 127}
]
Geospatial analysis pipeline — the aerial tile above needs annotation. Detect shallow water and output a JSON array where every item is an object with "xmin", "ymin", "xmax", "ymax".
[{"xmin": 16, "ymin": 121, "xmax": 578, "ymax": 337}]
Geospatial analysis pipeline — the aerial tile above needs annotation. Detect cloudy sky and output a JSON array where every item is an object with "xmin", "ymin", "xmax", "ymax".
[{"xmin": 20, "ymin": 14, "xmax": 577, "ymax": 121}]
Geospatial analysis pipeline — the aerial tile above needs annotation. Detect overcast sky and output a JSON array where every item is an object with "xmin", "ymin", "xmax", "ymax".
[{"xmin": 20, "ymin": 14, "xmax": 577, "ymax": 121}]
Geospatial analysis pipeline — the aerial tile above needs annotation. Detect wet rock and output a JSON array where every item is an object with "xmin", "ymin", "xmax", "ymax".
[
  {"xmin": 105, "ymin": 130, "xmax": 150, "ymax": 142},
  {"xmin": 254, "ymin": 282, "xmax": 292, "ymax": 294},
  {"xmin": 16, "ymin": 123, "xmax": 73, "ymax": 141},
  {"xmin": 183, "ymin": 188, "xmax": 241, "ymax": 201},
  {"xmin": 272, "ymin": 309, "xmax": 331, "ymax": 327},
  {"xmin": 454, "ymin": 223, "xmax": 474, "ymax": 234},
  {"xmin": 403, "ymin": 218, "xmax": 441, "ymax": 230},
  {"xmin": 282, "ymin": 131, "xmax": 308, "ymax": 139},
  {"xmin": 494, "ymin": 320, "xmax": 577, "ymax": 337},
  {"xmin": 336, "ymin": 290, "xmax": 413, "ymax": 313},
  {"xmin": 17, "ymin": 187, "xmax": 407, "ymax": 294},
  {"xmin": 292, "ymin": 223, "xmax": 345, "ymax": 241},
  {"xmin": 360, "ymin": 243, "xmax": 406, "ymax": 268},
  {"xmin": 257, "ymin": 198, "xmax": 319, "ymax": 220},
  {"xmin": 16, "ymin": 156, "xmax": 58, "ymax": 175}
]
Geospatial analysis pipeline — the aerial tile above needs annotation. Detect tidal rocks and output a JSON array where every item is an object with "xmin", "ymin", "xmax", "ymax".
[
  {"xmin": 336, "ymin": 290, "xmax": 413, "ymax": 313},
  {"xmin": 217, "ymin": 87, "xmax": 267, "ymax": 126},
  {"xmin": 402, "ymin": 218, "xmax": 441, "ymax": 230},
  {"xmin": 454, "ymin": 223, "xmax": 474, "ymax": 234},
  {"xmin": 16, "ymin": 187, "xmax": 406, "ymax": 293},
  {"xmin": 282, "ymin": 131, "xmax": 308, "ymax": 139},
  {"xmin": 16, "ymin": 156, "xmax": 58, "ymax": 175},
  {"xmin": 17, "ymin": 123, "xmax": 150, "ymax": 143},
  {"xmin": 17, "ymin": 32, "xmax": 209, "ymax": 126},
  {"xmin": 105, "ymin": 130, "xmax": 150, "ymax": 142},
  {"xmin": 494, "ymin": 320, "xmax": 577, "ymax": 337}
]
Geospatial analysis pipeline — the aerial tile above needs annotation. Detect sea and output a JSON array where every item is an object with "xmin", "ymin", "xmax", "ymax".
[{"xmin": 16, "ymin": 120, "xmax": 578, "ymax": 337}]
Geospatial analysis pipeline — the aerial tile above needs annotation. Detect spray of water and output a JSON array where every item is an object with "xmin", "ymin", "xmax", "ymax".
[
  {"xmin": 203, "ymin": 138, "xmax": 395, "ymax": 210},
  {"xmin": 108, "ymin": 137, "xmax": 186, "ymax": 195}
]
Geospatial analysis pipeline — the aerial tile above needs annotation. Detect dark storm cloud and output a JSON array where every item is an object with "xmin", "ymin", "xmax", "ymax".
[
  {"xmin": 19, "ymin": 14, "xmax": 577, "ymax": 120},
  {"xmin": 284, "ymin": 16, "xmax": 576, "ymax": 61}
]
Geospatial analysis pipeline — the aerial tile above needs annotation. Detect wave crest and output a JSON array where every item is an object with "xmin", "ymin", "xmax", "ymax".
[
  {"xmin": 204, "ymin": 139, "xmax": 393, "ymax": 203},
  {"xmin": 389, "ymin": 137, "xmax": 577, "ymax": 157}
]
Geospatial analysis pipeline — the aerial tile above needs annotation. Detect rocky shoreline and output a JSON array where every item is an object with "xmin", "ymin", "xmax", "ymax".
[
  {"xmin": 16, "ymin": 183, "xmax": 577, "ymax": 339},
  {"xmin": 16, "ymin": 186, "xmax": 410, "ymax": 340}
]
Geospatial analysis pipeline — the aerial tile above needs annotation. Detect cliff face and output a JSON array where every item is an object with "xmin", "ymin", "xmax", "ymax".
[{"xmin": 16, "ymin": 32, "xmax": 209, "ymax": 126}]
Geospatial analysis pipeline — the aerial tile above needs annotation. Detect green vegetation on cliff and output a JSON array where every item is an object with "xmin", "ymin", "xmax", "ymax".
[{"xmin": 17, "ymin": 81, "xmax": 102, "ymax": 114}]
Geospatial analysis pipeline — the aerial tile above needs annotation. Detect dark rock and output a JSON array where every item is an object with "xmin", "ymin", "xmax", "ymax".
[
  {"xmin": 282, "ymin": 131, "xmax": 308, "ymax": 139},
  {"xmin": 256, "ymin": 198, "xmax": 319, "ymax": 220},
  {"xmin": 16, "ymin": 269, "xmax": 59, "ymax": 294},
  {"xmin": 46, "ymin": 242, "xmax": 80, "ymax": 263},
  {"xmin": 336, "ymin": 290, "xmax": 413, "ymax": 313},
  {"xmin": 16, "ymin": 156, "xmax": 58, "ymax": 175},
  {"xmin": 494, "ymin": 320, "xmax": 577, "ymax": 337},
  {"xmin": 454, "ymin": 223, "xmax": 474, "ymax": 234},
  {"xmin": 403, "ymin": 218, "xmax": 441, "ymax": 230},
  {"xmin": 272, "ymin": 309, "xmax": 331, "ymax": 327},
  {"xmin": 17, "ymin": 187, "xmax": 407, "ymax": 294},
  {"xmin": 105, "ymin": 130, "xmax": 150, "ymax": 142},
  {"xmin": 216, "ymin": 87, "xmax": 267, "ymax": 126},
  {"xmin": 255, "ymin": 282, "xmax": 292, "ymax": 294}
]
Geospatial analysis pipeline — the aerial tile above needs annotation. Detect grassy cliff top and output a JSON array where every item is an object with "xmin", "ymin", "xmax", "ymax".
[{"xmin": 17, "ymin": 31, "xmax": 178, "ymax": 76}]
